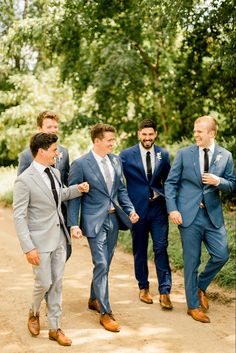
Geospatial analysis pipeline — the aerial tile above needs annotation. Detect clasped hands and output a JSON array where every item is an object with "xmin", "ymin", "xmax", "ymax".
[
  {"xmin": 202, "ymin": 173, "xmax": 220, "ymax": 186},
  {"xmin": 78, "ymin": 182, "xmax": 90, "ymax": 193}
]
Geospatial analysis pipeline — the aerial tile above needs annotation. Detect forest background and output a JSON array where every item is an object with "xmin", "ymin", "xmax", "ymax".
[{"xmin": 0, "ymin": 0, "xmax": 235, "ymax": 288}]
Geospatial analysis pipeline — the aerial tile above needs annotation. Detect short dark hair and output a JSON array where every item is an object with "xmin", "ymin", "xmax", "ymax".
[
  {"xmin": 90, "ymin": 123, "xmax": 116, "ymax": 142},
  {"xmin": 30, "ymin": 133, "xmax": 58, "ymax": 157},
  {"xmin": 138, "ymin": 119, "xmax": 157, "ymax": 131},
  {"xmin": 37, "ymin": 111, "xmax": 59, "ymax": 128}
]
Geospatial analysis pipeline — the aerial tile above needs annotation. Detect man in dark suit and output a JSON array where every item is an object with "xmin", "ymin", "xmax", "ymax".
[
  {"xmin": 165, "ymin": 115, "xmax": 236, "ymax": 323},
  {"xmin": 120, "ymin": 119, "xmax": 172, "ymax": 309},
  {"xmin": 68, "ymin": 123, "xmax": 139, "ymax": 332},
  {"xmin": 17, "ymin": 111, "xmax": 69, "ymax": 186}
]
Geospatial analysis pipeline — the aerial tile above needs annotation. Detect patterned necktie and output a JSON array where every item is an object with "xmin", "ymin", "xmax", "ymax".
[
  {"xmin": 101, "ymin": 158, "xmax": 113, "ymax": 194},
  {"xmin": 203, "ymin": 148, "xmax": 210, "ymax": 173},
  {"xmin": 44, "ymin": 167, "xmax": 59, "ymax": 206}
]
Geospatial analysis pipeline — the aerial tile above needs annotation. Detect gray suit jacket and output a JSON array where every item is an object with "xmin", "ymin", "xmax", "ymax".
[
  {"xmin": 67, "ymin": 151, "xmax": 135, "ymax": 237},
  {"xmin": 13, "ymin": 164, "xmax": 81, "ymax": 253},
  {"xmin": 164, "ymin": 144, "xmax": 236, "ymax": 228},
  {"xmin": 17, "ymin": 145, "xmax": 70, "ymax": 186}
]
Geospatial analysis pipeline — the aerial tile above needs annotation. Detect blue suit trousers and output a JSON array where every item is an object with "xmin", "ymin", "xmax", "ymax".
[
  {"xmin": 87, "ymin": 213, "xmax": 119, "ymax": 314},
  {"xmin": 179, "ymin": 207, "xmax": 229, "ymax": 309},
  {"xmin": 131, "ymin": 197, "xmax": 172, "ymax": 293}
]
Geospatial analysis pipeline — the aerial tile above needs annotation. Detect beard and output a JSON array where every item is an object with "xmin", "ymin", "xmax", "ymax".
[{"xmin": 140, "ymin": 139, "xmax": 155, "ymax": 149}]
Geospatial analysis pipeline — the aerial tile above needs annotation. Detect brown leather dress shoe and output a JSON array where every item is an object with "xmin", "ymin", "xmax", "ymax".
[
  {"xmin": 187, "ymin": 308, "xmax": 210, "ymax": 323},
  {"xmin": 100, "ymin": 313, "xmax": 120, "ymax": 332},
  {"xmin": 198, "ymin": 288, "xmax": 209, "ymax": 312},
  {"xmin": 28, "ymin": 310, "xmax": 40, "ymax": 336},
  {"xmin": 139, "ymin": 289, "xmax": 153, "ymax": 304},
  {"xmin": 159, "ymin": 294, "xmax": 173, "ymax": 310},
  {"xmin": 88, "ymin": 298, "xmax": 100, "ymax": 313},
  {"xmin": 49, "ymin": 329, "xmax": 72, "ymax": 346}
]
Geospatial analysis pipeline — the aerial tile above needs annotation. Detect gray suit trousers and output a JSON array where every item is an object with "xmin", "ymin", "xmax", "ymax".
[{"xmin": 31, "ymin": 229, "xmax": 66, "ymax": 329}]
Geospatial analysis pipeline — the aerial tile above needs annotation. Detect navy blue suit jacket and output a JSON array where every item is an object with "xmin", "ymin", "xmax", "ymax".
[{"xmin": 120, "ymin": 144, "xmax": 170, "ymax": 220}]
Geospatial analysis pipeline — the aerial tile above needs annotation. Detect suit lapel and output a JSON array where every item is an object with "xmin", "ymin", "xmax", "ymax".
[
  {"xmin": 28, "ymin": 165, "xmax": 55, "ymax": 205},
  {"xmin": 133, "ymin": 144, "xmax": 147, "ymax": 181},
  {"xmin": 191, "ymin": 145, "xmax": 202, "ymax": 186},
  {"xmin": 209, "ymin": 144, "xmax": 221, "ymax": 172},
  {"xmin": 86, "ymin": 151, "xmax": 108, "ymax": 193},
  {"xmin": 152, "ymin": 145, "xmax": 162, "ymax": 180}
]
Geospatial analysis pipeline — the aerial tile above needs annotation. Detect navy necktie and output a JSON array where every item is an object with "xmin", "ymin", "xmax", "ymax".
[
  {"xmin": 146, "ymin": 151, "xmax": 152, "ymax": 182},
  {"xmin": 44, "ymin": 167, "xmax": 58, "ymax": 206}
]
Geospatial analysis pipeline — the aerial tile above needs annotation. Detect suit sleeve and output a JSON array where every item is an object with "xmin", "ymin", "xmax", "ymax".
[
  {"xmin": 164, "ymin": 150, "xmax": 183, "ymax": 212},
  {"xmin": 17, "ymin": 151, "xmax": 31, "ymax": 176},
  {"xmin": 67, "ymin": 159, "xmax": 83, "ymax": 226},
  {"xmin": 216, "ymin": 152, "xmax": 236, "ymax": 192},
  {"xmin": 63, "ymin": 148, "xmax": 70, "ymax": 186},
  {"xmin": 117, "ymin": 157, "xmax": 135, "ymax": 215},
  {"xmin": 13, "ymin": 178, "xmax": 35, "ymax": 253}
]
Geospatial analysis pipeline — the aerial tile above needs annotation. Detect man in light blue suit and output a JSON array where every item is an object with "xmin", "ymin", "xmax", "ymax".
[
  {"xmin": 165, "ymin": 115, "xmax": 236, "ymax": 323},
  {"xmin": 68, "ymin": 123, "xmax": 139, "ymax": 333},
  {"xmin": 17, "ymin": 111, "xmax": 70, "ymax": 186}
]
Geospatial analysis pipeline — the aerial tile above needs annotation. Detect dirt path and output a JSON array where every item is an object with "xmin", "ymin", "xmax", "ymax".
[{"xmin": 0, "ymin": 207, "xmax": 235, "ymax": 353}]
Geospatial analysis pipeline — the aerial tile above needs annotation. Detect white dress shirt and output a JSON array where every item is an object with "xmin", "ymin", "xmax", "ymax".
[
  {"xmin": 139, "ymin": 143, "xmax": 155, "ymax": 177},
  {"xmin": 33, "ymin": 161, "xmax": 60, "ymax": 193},
  {"xmin": 91, "ymin": 150, "xmax": 115, "ymax": 183},
  {"xmin": 199, "ymin": 143, "xmax": 215, "ymax": 175}
]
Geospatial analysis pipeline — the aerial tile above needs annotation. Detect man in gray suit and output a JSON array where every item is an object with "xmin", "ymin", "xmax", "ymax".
[
  {"xmin": 13, "ymin": 133, "xmax": 89, "ymax": 346},
  {"xmin": 68, "ymin": 123, "xmax": 139, "ymax": 333},
  {"xmin": 165, "ymin": 116, "xmax": 236, "ymax": 323}
]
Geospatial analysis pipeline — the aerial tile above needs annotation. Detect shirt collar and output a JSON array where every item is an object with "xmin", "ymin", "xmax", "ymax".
[
  {"xmin": 91, "ymin": 149, "xmax": 110, "ymax": 163},
  {"xmin": 32, "ymin": 160, "xmax": 48, "ymax": 175},
  {"xmin": 139, "ymin": 143, "xmax": 155, "ymax": 156},
  {"xmin": 199, "ymin": 142, "xmax": 215, "ymax": 154}
]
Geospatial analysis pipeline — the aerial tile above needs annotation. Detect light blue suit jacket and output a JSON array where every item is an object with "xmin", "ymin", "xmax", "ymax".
[
  {"xmin": 17, "ymin": 145, "xmax": 70, "ymax": 186},
  {"xmin": 164, "ymin": 144, "xmax": 236, "ymax": 228},
  {"xmin": 67, "ymin": 151, "xmax": 135, "ymax": 237}
]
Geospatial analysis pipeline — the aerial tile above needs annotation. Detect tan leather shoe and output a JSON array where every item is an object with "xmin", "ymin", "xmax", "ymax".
[
  {"xmin": 88, "ymin": 298, "xmax": 100, "ymax": 313},
  {"xmin": 198, "ymin": 288, "xmax": 209, "ymax": 312},
  {"xmin": 139, "ymin": 289, "xmax": 153, "ymax": 304},
  {"xmin": 159, "ymin": 294, "xmax": 173, "ymax": 310},
  {"xmin": 28, "ymin": 310, "xmax": 40, "ymax": 336},
  {"xmin": 187, "ymin": 308, "xmax": 210, "ymax": 323},
  {"xmin": 100, "ymin": 313, "xmax": 120, "ymax": 332},
  {"xmin": 49, "ymin": 329, "xmax": 72, "ymax": 346}
]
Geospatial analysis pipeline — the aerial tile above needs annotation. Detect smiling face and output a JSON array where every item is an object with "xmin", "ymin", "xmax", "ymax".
[
  {"xmin": 39, "ymin": 142, "xmax": 59, "ymax": 166},
  {"xmin": 138, "ymin": 127, "xmax": 157, "ymax": 150},
  {"xmin": 194, "ymin": 121, "xmax": 215, "ymax": 148},
  {"xmin": 39, "ymin": 118, "xmax": 59, "ymax": 134},
  {"xmin": 94, "ymin": 132, "xmax": 116, "ymax": 157}
]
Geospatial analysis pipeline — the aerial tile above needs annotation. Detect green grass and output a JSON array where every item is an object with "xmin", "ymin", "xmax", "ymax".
[{"xmin": 118, "ymin": 209, "xmax": 235, "ymax": 290}]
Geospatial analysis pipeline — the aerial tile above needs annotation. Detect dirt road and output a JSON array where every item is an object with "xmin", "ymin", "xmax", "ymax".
[{"xmin": 0, "ymin": 207, "xmax": 235, "ymax": 353}]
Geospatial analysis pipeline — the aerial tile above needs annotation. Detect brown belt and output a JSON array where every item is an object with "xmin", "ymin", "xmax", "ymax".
[
  {"xmin": 108, "ymin": 209, "xmax": 116, "ymax": 214},
  {"xmin": 199, "ymin": 202, "xmax": 205, "ymax": 208}
]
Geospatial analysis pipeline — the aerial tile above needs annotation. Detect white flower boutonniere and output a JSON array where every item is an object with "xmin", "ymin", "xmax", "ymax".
[
  {"xmin": 156, "ymin": 152, "xmax": 162, "ymax": 160},
  {"xmin": 214, "ymin": 154, "xmax": 222, "ymax": 164}
]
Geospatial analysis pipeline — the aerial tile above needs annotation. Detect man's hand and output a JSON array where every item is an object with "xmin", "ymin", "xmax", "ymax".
[
  {"xmin": 202, "ymin": 173, "xmax": 220, "ymax": 186},
  {"xmin": 78, "ymin": 182, "xmax": 89, "ymax": 193},
  {"xmin": 129, "ymin": 211, "xmax": 139, "ymax": 224},
  {"xmin": 70, "ymin": 227, "xmax": 83, "ymax": 239},
  {"xmin": 169, "ymin": 210, "xmax": 183, "ymax": 225},
  {"xmin": 26, "ymin": 249, "xmax": 40, "ymax": 266}
]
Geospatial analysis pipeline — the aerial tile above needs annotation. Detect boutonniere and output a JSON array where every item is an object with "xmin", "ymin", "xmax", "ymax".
[
  {"xmin": 214, "ymin": 154, "xmax": 222, "ymax": 164},
  {"xmin": 156, "ymin": 152, "xmax": 162, "ymax": 160}
]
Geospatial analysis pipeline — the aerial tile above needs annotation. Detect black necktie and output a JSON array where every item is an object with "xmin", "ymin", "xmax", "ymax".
[
  {"xmin": 146, "ymin": 151, "xmax": 152, "ymax": 182},
  {"xmin": 146, "ymin": 151, "xmax": 154, "ymax": 199},
  {"xmin": 44, "ymin": 167, "xmax": 59, "ymax": 206},
  {"xmin": 203, "ymin": 148, "xmax": 210, "ymax": 173}
]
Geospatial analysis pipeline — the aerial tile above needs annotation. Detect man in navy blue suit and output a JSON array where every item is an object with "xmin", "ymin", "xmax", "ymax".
[
  {"xmin": 165, "ymin": 115, "xmax": 236, "ymax": 323},
  {"xmin": 120, "ymin": 119, "xmax": 172, "ymax": 309}
]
